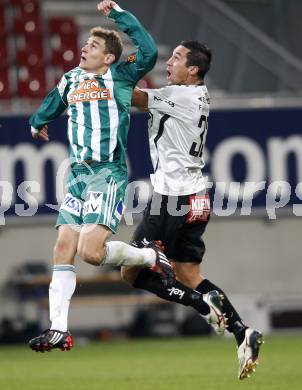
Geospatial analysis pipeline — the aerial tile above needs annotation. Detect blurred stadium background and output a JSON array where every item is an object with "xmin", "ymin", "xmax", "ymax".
[{"xmin": 0, "ymin": 0, "xmax": 301, "ymax": 386}]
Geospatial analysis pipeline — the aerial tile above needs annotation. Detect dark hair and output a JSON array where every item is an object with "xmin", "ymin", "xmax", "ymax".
[
  {"xmin": 90, "ymin": 27, "xmax": 123, "ymax": 63},
  {"xmin": 180, "ymin": 40, "xmax": 212, "ymax": 80}
]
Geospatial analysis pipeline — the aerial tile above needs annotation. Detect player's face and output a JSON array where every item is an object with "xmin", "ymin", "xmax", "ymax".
[
  {"xmin": 166, "ymin": 45, "xmax": 191, "ymax": 85},
  {"xmin": 80, "ymin": 36, "xmax": 109, "ymax": 73}
]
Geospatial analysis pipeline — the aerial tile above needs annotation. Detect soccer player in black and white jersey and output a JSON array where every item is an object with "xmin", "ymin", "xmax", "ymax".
[{"xmin": 122, "ymin": 41, "xmax": 263, "ymax": 380}]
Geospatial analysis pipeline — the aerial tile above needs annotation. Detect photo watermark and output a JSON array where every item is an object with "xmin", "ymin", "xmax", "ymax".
[{"xmin": 0, "ymin": 159, "xmax": 301, "ymax": 226}]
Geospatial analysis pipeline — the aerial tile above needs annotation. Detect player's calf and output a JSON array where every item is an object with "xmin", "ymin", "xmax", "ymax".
[{"xmin": 201, "ymin": 290, "xmax": 228, "ymax": 335}]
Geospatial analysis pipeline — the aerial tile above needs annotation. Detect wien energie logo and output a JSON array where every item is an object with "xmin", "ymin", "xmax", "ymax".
[{"xmin": 68, "ymin": 79, "xmax": 111, "ymax": 104}]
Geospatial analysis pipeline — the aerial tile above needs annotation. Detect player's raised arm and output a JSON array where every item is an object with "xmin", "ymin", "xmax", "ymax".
[
  {"xmin": 29, "ymin": 75, "xmax": 69, "ymax": 141},
  {"xmin": 97, "ymin": 1, "xmax": 158, "ymax": 82}
]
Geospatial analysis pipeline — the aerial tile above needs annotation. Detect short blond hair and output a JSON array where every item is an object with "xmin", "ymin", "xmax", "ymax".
[{"xmin": 90, "ymin": 27, "xmax": 123, "ymax": 62}]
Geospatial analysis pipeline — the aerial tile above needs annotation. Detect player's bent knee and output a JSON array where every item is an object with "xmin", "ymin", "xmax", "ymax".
[
  {"xmin": 78, "ymin": 246, "xmax": 105, "ymax": 266},
  {"xmin": 121, "ymin": 266, "xmax": 140, "ymax": 285}
]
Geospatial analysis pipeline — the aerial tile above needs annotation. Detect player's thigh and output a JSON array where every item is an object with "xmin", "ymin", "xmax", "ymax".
[
  {"xmin": 171, "ymin": 217, "xmax": 209, "ymax": 262},
  {"xmin": 77, "ymin": 224, "xmax": 112, "ymax": 265},
  {"xmin": 56, "ymin": 169, "xmax": 85, "ymax": 228},
  {"xmin": 131, "ymin": 192, "xmax": 168, "ymax": 246},
  {"xmin": 131, "ymin": 214, "xmax": 160, "ymax": 246},
  {"xmin": 121, "ymin": 266, "xmax": 144, "ymax": 285},
  {"xmin": 82, "ymin": 165, "xmax": 127, "ymax": 233},
  {"xmin": 169, "ymin": 218, "xmax": 209, "ymax": 288},
  {"xmin": 53, "ymin": 225, "xmax": 80, "ymax": 265}
]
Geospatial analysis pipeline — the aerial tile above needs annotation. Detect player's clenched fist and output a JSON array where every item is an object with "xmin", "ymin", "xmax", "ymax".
[
  {"xmin": 97, "ymin": 1, "xmax": 117, "ymax": 16},
  {"xmin": 31, "ymin": 125, "xmax": 49, "ymax": 141}
]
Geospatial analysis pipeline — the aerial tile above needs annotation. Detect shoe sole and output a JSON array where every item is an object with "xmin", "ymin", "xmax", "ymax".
[
  {"xmin": 239, "ymin": 331, "xmax": 264, "ymax": 380},
  {"xmin": 30, "ymin": 340, "xmax": 73, "ymax": 353},
  {"xmin": 30, "ymin": 344, "xmax": 53, "ymax": 353},
  {"xmin": 30, "ymin": 344, "xmax": 72, "ymax": 353}
]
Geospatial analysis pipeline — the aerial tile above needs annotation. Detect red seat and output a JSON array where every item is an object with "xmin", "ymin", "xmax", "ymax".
[
  {"xmin": 14, "ymin": 17, "xmax": 42, "ymax": 34},
  {"xmin": 51, "ymin": 34, "xmax": 79, "ymax": 71},
  {"xmin": 0, "ymin": 66, "xmax": 13, "ymax": 99},
  {"xmin": 52, "ymin": 45, "xmax": 79, "ymax": 72},
  {"xmin": 16, "ymin": 49, "xmax": 44, "ymax": 67},
  {"xmin": 48, "ymin": 17, "xmax": 79, "ymax": 71},
  {"xmin": 11, "ymin": 0, "xmax": 40, "ymax": 19},
  {"xmin": 0, "ymin": 8, "xmax": 8, "ymax": 34},
  {"xmin": 48, "ymin": 17, "xmax": 78, "ymax": 36},
  {"xmin": 0, "ymin": 35, "xmax": 9, "ymax": 66},
  {"xmin": 17, "ymin": 66, "xmax": 47, "ymax": 98},
  {"xmin": 16, "ymin": 34, "xmax": 45, "ymax": 66}
]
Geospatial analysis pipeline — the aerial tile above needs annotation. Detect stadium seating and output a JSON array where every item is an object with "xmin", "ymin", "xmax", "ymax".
[
  {"xmin": 13, "ymin": 0, "xmax": 41, "ymax": 34},
  {"xmin": 13, "ymin": 17, "xmax": 42, "ymax": 35},
  {"xmin": 52, "ymin": 49, "xmax": 79, "ymax": 72},
  {"xmin": 0, "ymin": 66, "xmax": 13, "ymax": 99},
  {"xmin": 0, "ymin": 1, "xmax": 80, "ymax": 99},
  {"xmin": 0, "ymin": 2, "xmax": 155, "ymax": 100},
  {"xmin": 49, "ymin": 17, "xmax": 79, "ymax": 72},
  {"xmin": 0, "ymin": 35, "xmax": 9, "ymax": 66},
  {"xmin": 15, "ymin": 34, "xmax": 45, "ymax": 66},
  {"xmin": 0, "ymin": 7, "xmax": 8, "ymax": 34},
  {"xmin": 48, "ymin": 17, "xmax": 77, "ymax": 36},
  {"xmin": 17, "ymin": 66, "xmax": 47, "ymax": 98},
  {"xmin": 10, "ymin": 0, "xmax": 40, "ymax": 19}
]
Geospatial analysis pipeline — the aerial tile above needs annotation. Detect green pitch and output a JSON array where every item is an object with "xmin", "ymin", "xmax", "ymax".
[{"xmin": 0, "ymin": 333, "xmax": 300, "ymax": 390}]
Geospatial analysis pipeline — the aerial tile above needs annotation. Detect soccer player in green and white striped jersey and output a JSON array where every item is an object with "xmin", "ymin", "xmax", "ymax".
[{"xmin": 28, "ymin": 1, "xmax": 175, "ymax": 353}]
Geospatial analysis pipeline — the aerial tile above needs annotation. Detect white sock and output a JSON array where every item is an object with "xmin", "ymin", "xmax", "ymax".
[
  {"xmin": 49, "ymin": 265, "xmax": 76, "ymax": 332},
  {"xmin": 103, "ymin": 241, "xmax": 156, "ymax": 267}
]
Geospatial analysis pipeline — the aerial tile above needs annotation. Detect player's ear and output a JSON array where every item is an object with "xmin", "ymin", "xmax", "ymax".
[
  {"xmin": 188, "ymin": 65, "xmax": 199, "ymax": 77},
  {"xmin": 104, "ymin": 53, "xmax": 116, "ymax": 65}
]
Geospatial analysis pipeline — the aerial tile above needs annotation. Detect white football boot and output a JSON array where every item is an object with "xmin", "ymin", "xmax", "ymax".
[{"xmin": 237, "ymin": 328, "xmax": 264, "ymax": 380}]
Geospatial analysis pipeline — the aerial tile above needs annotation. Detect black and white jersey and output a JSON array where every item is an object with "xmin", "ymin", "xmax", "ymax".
[{"xmin": 145, "ymin": 84, "xmax": 210, "ymax": 196}]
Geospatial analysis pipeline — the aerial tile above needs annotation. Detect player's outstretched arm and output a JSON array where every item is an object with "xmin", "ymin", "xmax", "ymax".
[
  {"xmin": 29, "ymin": 75, "xmax": 69, "ymax": 140},
  {"xmin": 132, "ymin": 88, "xmax": 148, "ymax": 112}
]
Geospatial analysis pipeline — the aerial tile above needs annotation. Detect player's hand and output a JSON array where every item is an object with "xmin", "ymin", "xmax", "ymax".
[
  {"xmin": 31, "ymin": 125, "xmax": 49, "ymax": 142},
  {"xmin": 97, "ymin": 1, "xmax": 117, "ymax": 16}
]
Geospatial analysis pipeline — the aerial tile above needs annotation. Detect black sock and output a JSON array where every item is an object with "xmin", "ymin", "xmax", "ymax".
[
  {"xmin": 133, "ymin": 268, "xmax": 210, "ymax": 315},
  {"xmin": 196, "ymin": 279, "xmax": 247, "ymax": 345}
]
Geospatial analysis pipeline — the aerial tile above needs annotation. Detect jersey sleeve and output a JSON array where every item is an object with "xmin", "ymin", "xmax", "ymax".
[
  {"xmin": 146, "ymin": 86, "xmax": 196, "ymax": 121},
  {"xmin": 109, "ymin": 8, "xmax": 157, "ymax": 83},
  {"xmin": 29, "ymin": 75, "xmax": 69, "ymax": 130}
]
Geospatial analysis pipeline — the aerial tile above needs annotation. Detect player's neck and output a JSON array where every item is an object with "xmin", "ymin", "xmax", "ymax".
[
  {"xmin": 183, "ymin": 75, "xmax": 204, "ymax": 86},
  {"xmin": 180, "ymin": 81, "xmax": 204, "ymax": 87},
  {"xmin": 95, "ymin": 64, "xmax": 110, "ymax": 75},
  {"xmin": 80, "ymin": 64, "xmax": 110, "ymax": 75}
]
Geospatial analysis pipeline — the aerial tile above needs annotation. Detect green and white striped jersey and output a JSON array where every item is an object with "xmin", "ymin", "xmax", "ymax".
[{"xmin": 29, "ymin": 8, "xmax": 157, "ymax": 168}]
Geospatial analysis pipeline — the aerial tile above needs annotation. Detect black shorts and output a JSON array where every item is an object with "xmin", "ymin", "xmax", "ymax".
[{"xmin": 131, "ymin": 191, "xmax": 210, "ymax": 263}]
